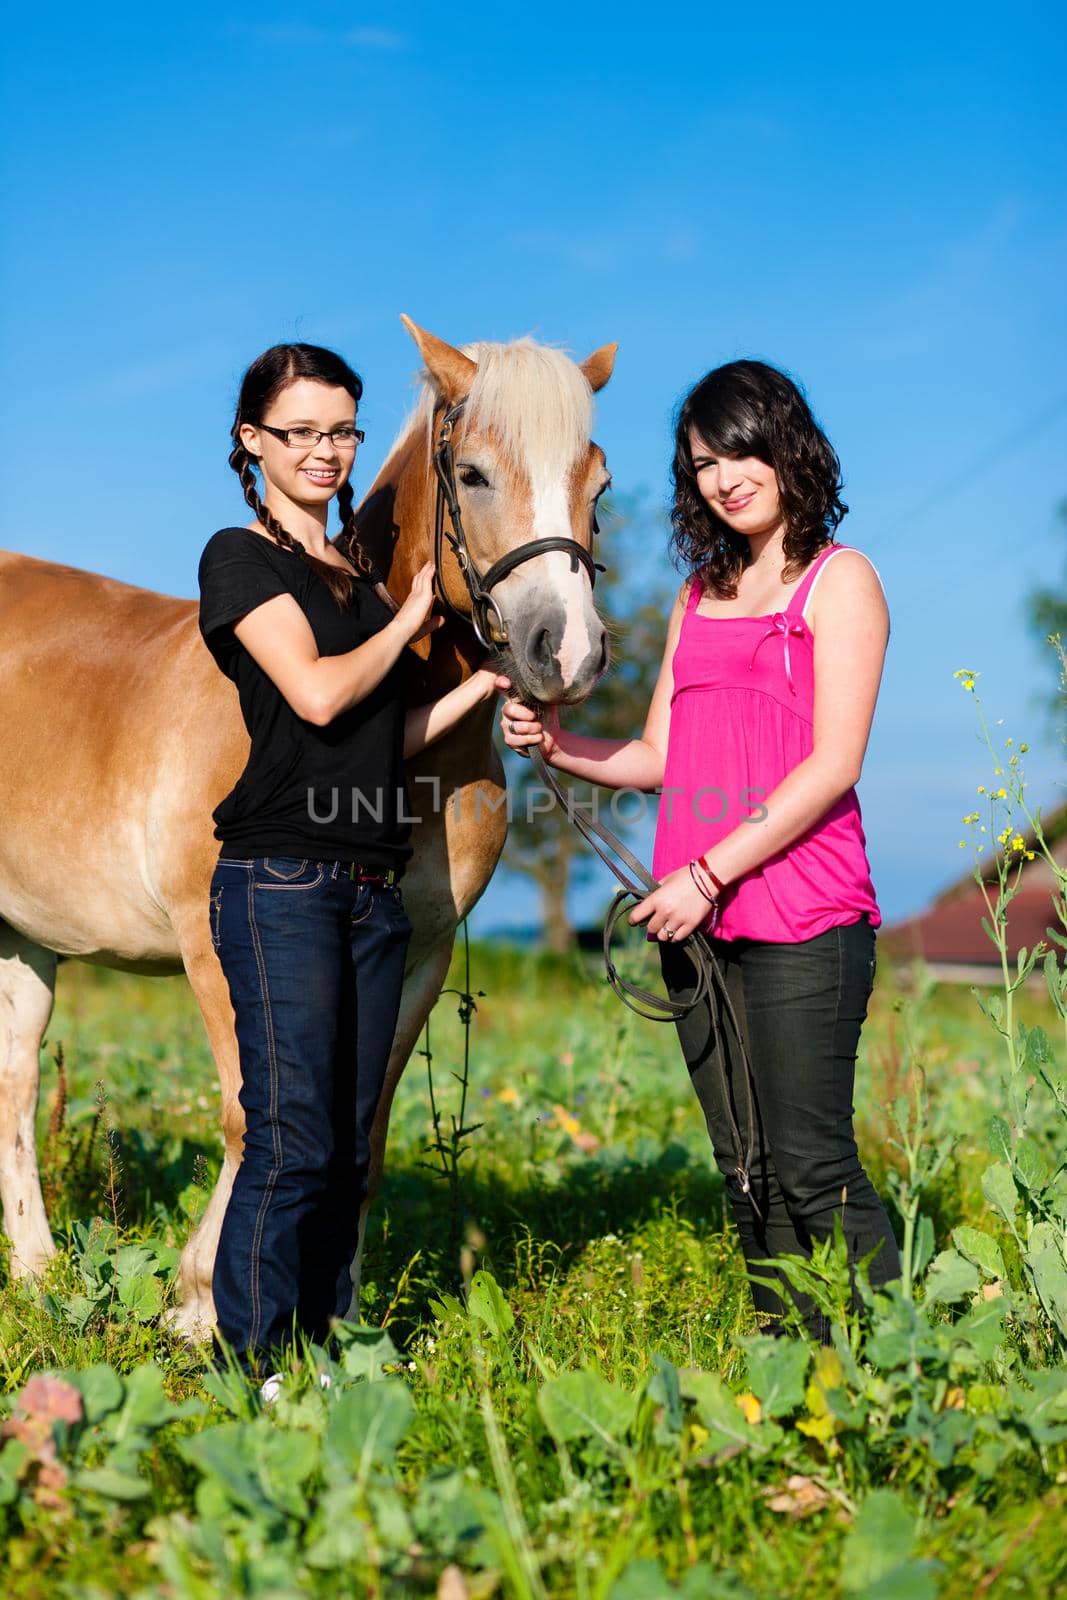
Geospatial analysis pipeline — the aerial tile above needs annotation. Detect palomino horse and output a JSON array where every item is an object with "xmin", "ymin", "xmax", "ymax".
[{"xmin": 0, "ymin": 319, "xmax": 615, "ymax": 1337}]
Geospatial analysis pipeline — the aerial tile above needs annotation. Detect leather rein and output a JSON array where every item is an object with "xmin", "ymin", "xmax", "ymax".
[
  {"xmin": 385, "ymin": 394, "xmax": 762, "ymax": 1217},
  {"xmin": 524, "ymin": 740, "xmax": 760, "ymax": 1218}
]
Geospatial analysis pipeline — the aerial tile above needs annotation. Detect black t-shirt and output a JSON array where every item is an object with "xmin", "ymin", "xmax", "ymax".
[{"xmin": 197, "ymin": 526, "xmax": 412, "ymax": 869}]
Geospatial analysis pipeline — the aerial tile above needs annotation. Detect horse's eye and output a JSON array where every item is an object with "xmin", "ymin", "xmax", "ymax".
[{"xmin": 459, "ymin": 466, "xmax": 489, "ymax": 489}]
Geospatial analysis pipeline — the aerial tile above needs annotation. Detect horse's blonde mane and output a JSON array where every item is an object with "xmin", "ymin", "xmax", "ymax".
[{"xmin": 406, "ymin": 336, "xmax": 593, "ymax": 479}]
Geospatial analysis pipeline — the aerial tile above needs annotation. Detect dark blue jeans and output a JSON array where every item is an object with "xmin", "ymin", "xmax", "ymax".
[
  {"xmin": 659, "ymin": 913, "xmax": 900, "ymax": 1342},
  {"xmin": 208, "ymin": 855, "xmax": 412, "ymax": 1371}
]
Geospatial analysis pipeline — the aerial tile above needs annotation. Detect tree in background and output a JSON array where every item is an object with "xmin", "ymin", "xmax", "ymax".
[
  {"xmin": 1025, "ymin": 497, "xmax": 1067, "ymax": 736},
  {"xmin": 499, "ymin": 491, "xmax": 674, "ymax": 952}
]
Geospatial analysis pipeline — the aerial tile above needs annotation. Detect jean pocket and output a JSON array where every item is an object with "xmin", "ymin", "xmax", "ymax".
[
  {"xmin": 262, "ymin": 857, "xmax": 309, "ymax": 881},
  {"xmin": 255, "ymin": 858, "xmax": 326, "ymax": 891}
]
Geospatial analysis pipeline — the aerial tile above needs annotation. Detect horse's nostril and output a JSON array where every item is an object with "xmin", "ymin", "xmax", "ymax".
[{"xmin": 526, "ymin": 627, "xmax": 554, "ymax": 673}]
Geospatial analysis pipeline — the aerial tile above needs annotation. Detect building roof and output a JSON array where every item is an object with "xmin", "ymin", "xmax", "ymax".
[{"xmin": 879, "ymin": 798, "xmax": 1067, "ymax": 967}]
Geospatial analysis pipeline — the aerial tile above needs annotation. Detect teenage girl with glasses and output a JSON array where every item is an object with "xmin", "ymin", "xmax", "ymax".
[
  {"xmin": 198, "ymin": 343, "xmax": 500, "ymax": 1386},
  {"xmin": 499, "ymin": 360, "xmax": 900, "ymax": 1342}
]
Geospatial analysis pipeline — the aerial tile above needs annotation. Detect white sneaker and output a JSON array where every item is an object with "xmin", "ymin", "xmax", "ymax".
[{"xmin": 260, "ymin": 1371, "xmax": 330, "ymax": 1405}]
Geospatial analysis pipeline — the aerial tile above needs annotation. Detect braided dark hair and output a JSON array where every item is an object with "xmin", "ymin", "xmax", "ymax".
[
  {"xmin": 228, "ymin": 343, "xmax": 377, "ymax": 608},
  {"xmin": 669, "ymin": 359, "xmax": 847, "ymax": 598}
]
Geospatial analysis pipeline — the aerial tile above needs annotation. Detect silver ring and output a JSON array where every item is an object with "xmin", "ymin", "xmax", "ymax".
[
  {"xmin": 664, "ymin": 927, "xmax": 674, "ymax": 939},
  {"xmin": 506, "ymin": 718, "xmax": 515, "ymax": 735}
]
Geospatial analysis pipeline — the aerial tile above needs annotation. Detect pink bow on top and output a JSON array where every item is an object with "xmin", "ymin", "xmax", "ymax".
[{"xmin": 748, "ymin": 612, "xmax": 806, "ymax": 695}]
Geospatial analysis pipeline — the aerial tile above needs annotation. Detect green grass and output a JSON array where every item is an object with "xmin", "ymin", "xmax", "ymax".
[{"xmin": 0, "ymin": 941, "xmax": 1063, "ymax": 1598}]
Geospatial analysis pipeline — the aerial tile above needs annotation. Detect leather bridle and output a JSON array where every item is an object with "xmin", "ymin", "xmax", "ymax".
[{"xmin": 430, "ymin": 396, "xmax": 605, "ymax": 650}]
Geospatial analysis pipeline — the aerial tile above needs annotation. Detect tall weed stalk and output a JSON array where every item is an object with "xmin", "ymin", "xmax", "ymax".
[
  {"xmin": 950, "ymin": 658, "xmax": 1067, "ymax": 1353},
  {"xmin": 418, "ymin": 919, "xmax": 487, "ymax": 1247}
]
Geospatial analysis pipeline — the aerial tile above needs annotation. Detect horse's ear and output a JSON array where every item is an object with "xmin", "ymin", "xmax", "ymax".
[
  {"xmin": 400, "ymin": 315, "xmax": 478, "ymax": 403},
  {"xmin": 580, "ymin": 343, "xmax": 618, "ymax": 393}
]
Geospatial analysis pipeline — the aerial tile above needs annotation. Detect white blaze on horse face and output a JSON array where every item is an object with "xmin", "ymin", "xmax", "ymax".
[
  {"xmin": 395, "ymin": 333, "xmax": 611, "ymax": 698},
  {"xmin": 525, "ymin": 469, "xmax": 598, "ymax": 690}
]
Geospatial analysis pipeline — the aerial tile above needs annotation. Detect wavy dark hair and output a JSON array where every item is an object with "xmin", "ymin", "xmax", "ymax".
[
  {"xmin": 229, "ymin": 343, "xmax": 376, "ymax": 608},
  {"xmin": 669, "ymin": 360, "xmax": 847, "ymax": 598}
]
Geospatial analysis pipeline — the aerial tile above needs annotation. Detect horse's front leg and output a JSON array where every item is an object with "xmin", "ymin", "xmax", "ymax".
[
  {"xmin": 0, "ymin": 924, "xmax": 59, "ymax": 1277},
  {"xmin": 171, "ymin": 899, "xmax": 244, "ymax": 1341}
]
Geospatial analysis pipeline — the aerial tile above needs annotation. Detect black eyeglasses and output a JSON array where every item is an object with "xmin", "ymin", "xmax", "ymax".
[{"xmin": 258, "ymin": 423, "xmax": 365, "ymax": 450}]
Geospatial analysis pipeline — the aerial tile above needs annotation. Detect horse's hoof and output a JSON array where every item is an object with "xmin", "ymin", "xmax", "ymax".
[
  {"xmin": 7, "ymin": 1240, "xmax": 57, "ymax": 1281},
  {"xmin": 163, "ymin": 1297, "xmax": 215, "ymax": 1344}
]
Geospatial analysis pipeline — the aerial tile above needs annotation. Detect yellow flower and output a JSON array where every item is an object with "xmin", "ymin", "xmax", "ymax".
[
  {"xmin": 1025, "ymin": 851, "xmax": 1035, "ymax": 861},
  {"xmin": 996, "ymin": 788, "xmax": 1007, "ymax": 799},
  {"xmin": 977, "ymin": 785, "xmax": 986, "ymax": 794},
  {"xmin": 1010, "ymin": 835, "xmax": 1026, "ymax": 852},
  {"xmin": 736, "ymin": 1392, "xmax": 762, "ymax": 1425},
  {"xmin": 996, "ymin": 829, "xmax": 1011, "ymax": 845},
  {"xmin": 959, "ymin": 840, "xmax": 966, "ymax": 849},
  {"xmin": 1020, "ymin": 743, "xmax": 1029, "ymax": 753},
  {"xmin": 553, "ymin": 1103, "xmax": 579, "ymax": 1135},
  {"xmin": 1006, "ymin": 738, "xmax": 1013, "ymax": 747}
]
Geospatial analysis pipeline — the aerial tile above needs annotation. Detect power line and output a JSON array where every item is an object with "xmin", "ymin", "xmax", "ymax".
[{"xmin": 876, "ymin": 392, "xmax": 1067, "ymax": 539}]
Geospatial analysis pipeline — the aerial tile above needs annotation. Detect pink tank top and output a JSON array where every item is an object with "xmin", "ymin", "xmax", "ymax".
[{"xmin": 651, "ymin": 543, "xmax": 882, "ymax": 943}]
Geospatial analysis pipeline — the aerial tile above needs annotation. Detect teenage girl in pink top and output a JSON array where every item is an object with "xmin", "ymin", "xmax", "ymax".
[{"xmin": 498, "ymin": 359, "xmax": 900, "ymax": 1342}]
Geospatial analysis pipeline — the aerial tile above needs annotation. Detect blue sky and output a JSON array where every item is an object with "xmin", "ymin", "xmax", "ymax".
[{"xmin": 2, "ymin": 2, "xmax": 1064, "ymax": 933}]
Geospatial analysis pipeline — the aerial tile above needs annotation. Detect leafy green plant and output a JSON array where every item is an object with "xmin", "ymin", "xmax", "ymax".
[
  {"xmin": 0, "ymin": 1363, "xmax": 199, "ymax": 1527},
  {"xmin": 38, "ymin": 1220, "xmax": 178, "ymax": 1337}
]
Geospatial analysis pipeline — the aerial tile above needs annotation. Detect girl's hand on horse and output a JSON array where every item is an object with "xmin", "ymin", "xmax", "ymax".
[
  {"xmin": 470, "ymin": 662, "xmax": 509, "ymax": 702},
  {"xmin": 628, "ymin": 865, "xmax": 717, "ymax": 942},
  {"xmin": 497, "ymin": 692, "xmax": 560, "ymax": 760},
  {"xmin": 396, "ymin": 561, "xmax": 445, "ymax": 644}
]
